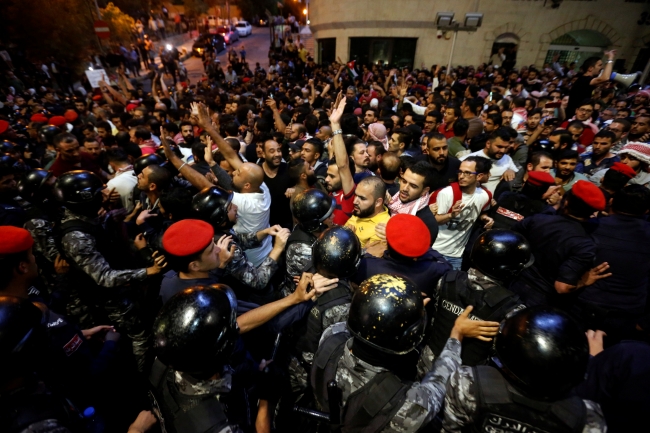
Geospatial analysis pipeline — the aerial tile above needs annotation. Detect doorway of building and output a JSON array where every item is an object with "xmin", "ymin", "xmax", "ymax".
[
  {"xmin": 545, "ymin": 29, "xmax": 611, "ymax": 70},
  {"xmin": 490, "ymin": 32, "xmax": 519, "ymax": 70}
]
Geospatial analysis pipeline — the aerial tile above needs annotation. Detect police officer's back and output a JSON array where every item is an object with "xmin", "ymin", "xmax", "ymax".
[
  {"xmin": 283, "ymin": 188, "xmax": 335, "ymax": 295},
  {"xmin": 421, "ymin": 230, "xmax": 528, "ymax": 370},
  {"xmin": 490, "ymin": 171, "xmax": 556, "ymax": 229},
  {"xmin": 311, "ymin": 274, "xmax": 500, "ymax": 433},
  {"xmin": 0, "ymin": 158, "xmax": 27, "ymax": 227},
  {"xmin": 354, "ymin": 214, "xmax": 451, "ymax": 297},
  {"xmin": 511, "ymin": 180, "xmax": 604, "ymax": 308},
  {"xmin": 149, "ymin": 285, "xmax": 244, "ymax": 433},
  {"xmin": 442, "ymin": 306, "xmax": 607, "ymax": 432}
]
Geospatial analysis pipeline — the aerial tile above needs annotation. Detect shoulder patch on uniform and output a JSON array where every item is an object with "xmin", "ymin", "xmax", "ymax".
[{"xmin": 63, "ymin": 334, "xmax": 83, "ymax": 356}]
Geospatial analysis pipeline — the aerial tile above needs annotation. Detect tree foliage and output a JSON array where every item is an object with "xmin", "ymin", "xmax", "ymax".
[
  {"xmin": 183, "ymin": 0, "xmax": 208, "ymax": 18},
  {"xmin": 101, "ymin": 3, "xmax": 136, "ymax": 45},
  {"xmin": 0, "ymin": 0, "xmax": 95, "ymax": 73}
]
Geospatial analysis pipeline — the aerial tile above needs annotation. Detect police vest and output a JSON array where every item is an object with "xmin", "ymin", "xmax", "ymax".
[
  {"xmin": 428, "ymin": 271, "xmax": 520, "ymax": 366},
  {"xmin": 284, "ymin": 226, "xmax": 317, "ymax": 289},
  {"xmin": 295, "ymin": 281, "xmax": 352, "ymax": 357},
  {"xmin": 149, "ymin": 358, "xmax": 231, "ymax": 433},
  {"xmin": 469, "ymin": 365, "xmax": 586, "ymax": 433},
  {"xmin": 311, "ymin": 332, "xmax": 412, "ymax": 433}
]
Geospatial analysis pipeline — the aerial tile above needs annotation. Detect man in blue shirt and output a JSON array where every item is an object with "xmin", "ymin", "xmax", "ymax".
[{"xmin": 576, "ymin": 130, "xmax": 620, "ymax": 176}]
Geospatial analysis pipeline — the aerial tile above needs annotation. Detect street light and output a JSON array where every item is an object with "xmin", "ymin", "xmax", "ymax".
[{"xmin": 435, "ymin": 12, "xmax": 483, "ymax": 73}]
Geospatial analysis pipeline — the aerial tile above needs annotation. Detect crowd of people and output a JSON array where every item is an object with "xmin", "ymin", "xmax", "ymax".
[{"xmin": 1, "ymin": 32, "xmax": 650, "ymax": 433}]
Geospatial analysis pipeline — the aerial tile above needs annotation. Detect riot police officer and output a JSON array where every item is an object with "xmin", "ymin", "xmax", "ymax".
[
  {"xmin": 442, "ymin": 306, "xmax": 607, "ymax": 432},
  {"xmin": 311, "ymin": 274, "xmax": 499, "ymax": 432},
  {"xmin": 54, "ymin": 170, "xmax": 166, "ymax": 371},
  {"xmin": 39, "ymin": 124, "xmax": 62, "ymax": 166},
  {"xmin": 421, "ymin": 230, "xmax": 529, "ymax": 369},
  {"xmin": 0, "ymin": 296, "xmax": 81, "ymax": 432},
  {"xmin": 283, "ymin": 188, "xmax": 335, "ymax": 295},
  {"xmin": 149, "ymin": 284, "xmax": 245, "ymax": 433},
  {"xmin": 293, "ymin": 226, "xmax": 360, "ymax": 365},
  {"xmin": 191, "ymin": 186, "xmax": 289, "ymax": 304}
]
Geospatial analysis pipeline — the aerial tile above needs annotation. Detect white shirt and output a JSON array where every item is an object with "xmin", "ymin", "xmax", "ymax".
[
  {"xmin": 231, "ymin": 183, "xmax": 272, "ymax": 267},
  {"xmin": 461, "ymin": 149, "xmax": 518, "ymax": 194},
  {"xmin": 433, "ymin": 186, "xmax": 490, "ymax": 257},
  {"xmin": 106, "ymin": 168, "xmax": 137, "ymax": 213}
]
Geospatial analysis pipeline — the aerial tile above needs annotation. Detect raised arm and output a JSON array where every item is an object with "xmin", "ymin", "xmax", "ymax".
[
  {"xmin": 265, "ymin": 98, "xmax": 287, "ymax": 134},
  {"xmin": 151, "ymin": 74, "xmax": 161, "ymax": 104},
  {"xmin": 98, "ymin": 80, "xmax": 126, "ymax": 106},
  {"xmin": 192, "ymin": 102, "xmax": 243, "ymax": 170},
  {"xmin": 591, "ymin": 51, "xmax": 616, "ymax": 86},
  {"xmin": 329, "ymin": 92, "xmax": 355, "ymax": 195},
  {"xmin": 159, "ymin": 127, "xmax": 213, "ymax": 190}
]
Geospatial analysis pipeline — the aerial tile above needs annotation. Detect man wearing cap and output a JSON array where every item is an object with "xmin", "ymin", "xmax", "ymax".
[
  {"xmin": 490, "ymin": 171, "xmax": 558, "ymax": 229},
  {"xmin": 0, "ymin": 226, "xmax": 131, "ymax": 414},
  {"xmin": 605, "ymin": 142, "xmax": 650, "ymax": 188},
  {"xmin": 595, "ymin": 162, "xmax": 636, "ymax": 203},
  {"xmin": 353, "ymin": 214, "xmax": 451, "ymax": 297},
  {"xmin": 577, "ymin": 185, "xmax": 650, "ymax": 343},
  {"xmin": 511, "ymin": 180, "xmax": 605, "ymax": 308}
]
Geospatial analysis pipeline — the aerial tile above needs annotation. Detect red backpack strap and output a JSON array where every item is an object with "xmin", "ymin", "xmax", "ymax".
[
  {"xmin": 479, "ymin": 186, "xmax": 493, "ymax": 211},
  {"xmin": 450, "ymin": 182, "xmax": 462, "ymax": 203}
]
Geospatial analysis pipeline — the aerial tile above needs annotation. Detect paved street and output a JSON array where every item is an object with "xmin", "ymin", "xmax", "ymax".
[{"xmin": 178, "ymin": 26, "xmax": 272, "ymax": 85}]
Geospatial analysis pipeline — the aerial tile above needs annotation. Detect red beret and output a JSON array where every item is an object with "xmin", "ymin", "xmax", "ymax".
[
  {"xmin": 385, "ymin": 214, "xmax": 431, "ymax": 257},
  {"xmin": 242, "ymin": 77, "xmax": 250, "ymax": 83},
  {"xmin": 0, "ymin": 120, "xmax": 9, "ymax": 135},
  {"xmin": 0, "ymin": 226, "xmax": 34, "ymax": 255},
  {"xmin": 64, "ymin": 109, "xmax": 79, "ymax": 123},
  {"xmin": 48, "ymin": 116, "xmax": 67, "ymax": 127},
  {"xmin": 527, "ymin": 171, "xmax": 556, "ymax": 187},
  {"xmin": 163, "ymin": 219, "xmax": 214, "ymax": 257},
  {"xmin": 572, "ymin": 180, "xmax": 606, "ymax": 211},
  {"xmin": 92, "ymin": 95, "xmax": 103, "ymax": 101},
  {"xmin": 609, "ymin": 162, "xmax": 636, "ymax": 179},
  {"xmin": 30, "ymin": 114, "xmax": 48, "ymax": 123},
  {"xmin": 125, "ymin": 103, "xmax": 138, "ymax": 112}
]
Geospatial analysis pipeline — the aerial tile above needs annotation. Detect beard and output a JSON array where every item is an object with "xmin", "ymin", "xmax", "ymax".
[{"xmin": 353, "ymin": 205, "xmax": 375, "ymax": 218}]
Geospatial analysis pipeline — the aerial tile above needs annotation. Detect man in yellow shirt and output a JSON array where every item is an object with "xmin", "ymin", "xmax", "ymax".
[{"xmin": 345, "ymin": 176, "xmax": 390, "ymax": 248}]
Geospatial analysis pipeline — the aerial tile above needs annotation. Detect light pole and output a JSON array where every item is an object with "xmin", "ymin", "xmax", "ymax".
[{"xmin": 435, "ymin": 12, "xmax": 483, "ymax": 73}]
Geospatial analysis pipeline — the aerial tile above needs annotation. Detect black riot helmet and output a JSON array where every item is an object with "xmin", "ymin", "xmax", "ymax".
[
  {"xmin": 192, "ymin": 186, "xmax": 234, "ymax": 229},
  {"xmin": 347, "ymin": 274, "xmax": 426, "ymax": 355},
  {"xmin": 18, "ymin": 169, "xmax": 54, "ymax": 201},
  {"xmin": 312, "ymin": 226, "xmax": 361, "ymax": 279},
  {"xmin": 156, "ymin": 144, "xmax": 183, "ymax": 161},
  {"xmin": 1, "ymin": 140, "xmax": 16, "ymax": 155},
  {"xmin": 52, "ymin": 170, "xmax": 104, "ymax": 217},
  {"xmin": 0, "ymin": 297, "xmax": 45, "ymax": 380},
  {"xmin": 493, "ymin": 306, "xmax": 589, "ymax": 401},
  {"xmin": 291, "ymin": 188, "xmax": 336, "ymax": 232},
  {"xmin": 133, "ymin": 153, "xmax": 164, "ymax": 175},
  {"xmin": 153, "ymin": 285, "xmax": 239, "ymax": 378},
  {"xmin": 470, "ymin": 229, "xmax": 533, "ymax": 282},
  {"xmin": 39, "ymin": 125, "xmax": 62, "ymax": 145}
]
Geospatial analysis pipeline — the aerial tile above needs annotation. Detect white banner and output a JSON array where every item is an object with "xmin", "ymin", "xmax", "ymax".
[{"xmin": 85, "ymin": 69, "xmax": 109, "ymax": 88}]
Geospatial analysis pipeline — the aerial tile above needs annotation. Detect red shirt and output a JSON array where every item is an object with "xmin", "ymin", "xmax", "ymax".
[
  {"xmin": 49, "ymin": 153, "xmax": 102, "ymax": 178},
  {"xmin": 331, "ymin": 184, "xmax": 356, "ymax": 226},
  {"xmin": 438, "ymin": 123, "xmax": 455, "ymax": 139}
]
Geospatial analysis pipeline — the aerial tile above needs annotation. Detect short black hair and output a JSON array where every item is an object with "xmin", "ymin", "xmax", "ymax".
[
  {"xmin": 612, "ymin": 185, "xmax": 650, "ymax": 216},
  {"xmin": 160, "ymin": 188, "xmax": 195, "ymax": 222},
  {"xmin": 407, "ymin": 161, "xmax": 435, "ymax": 190},
  {"xmin": 453, "ymin": 117, "xmax": 469, "ymax": 136},
  {"xmin": 463, "ymin": 155, "xmax": 492, "ymax": 174},
  {"xmin": 147, "ymin": 164, "xmax": 171, "ymax": 191},
  {"xmin": 602, "ymin": 168, "xmax": 631, "ymax": 192},
  {"xmin": 106, "ymin": 148, "xmax": 130, "ymax": 164},
  {"xmin": 426, "ymin": 111, "xmax": 442, "ymax": 124},
  {"xmin": 594, "ymin": 129, "xmax": 616, "ymax": 142},
  {"xmin": 393, "ymin": 128, "xmax": 412, "ymax": 149},
  {"xmin": 529, "ymin": 151, "xmax": 553, "ymax": 168},
  {"xmin": 134, "ymin": 126, "xmax": 151, "ymax": 140},
  {"xmin": 557, "ymin": 149, "xmax": 580, "ymax": 161},
  {"xmin": 304, "ymin": 138, "xmax": 323, "ymax": 156}
]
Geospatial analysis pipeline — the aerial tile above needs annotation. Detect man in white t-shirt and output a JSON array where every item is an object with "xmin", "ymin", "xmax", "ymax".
[
  {"xmin": 106, "ymin": 149, "xmax": 137, "ymax": 212},
  {"xmin": 433, "ymin": 156, "xmax": 494, "ymax": 270},
  {"xmin": 460, "ymin": 129, "xmax": 518, "ymax": 194},
  {"xmin": 230, "ymin": 163, "xmax": 273, "ymax": 267}
]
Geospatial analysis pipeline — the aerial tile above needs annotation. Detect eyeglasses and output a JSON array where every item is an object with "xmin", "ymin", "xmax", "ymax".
[{"xmin": 457, "ymin": 170, "xmax": 478, "ymax": 177}]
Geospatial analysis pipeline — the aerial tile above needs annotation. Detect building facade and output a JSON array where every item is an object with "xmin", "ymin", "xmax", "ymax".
[{"xmin": 309, "ymin": 0, "xmax": 650, "ymax": 72}]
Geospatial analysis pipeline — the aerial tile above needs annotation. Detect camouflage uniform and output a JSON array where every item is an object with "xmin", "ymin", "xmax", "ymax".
[
  {"xmin": 59, "ymin": 209, "xmax": 150, "ymax": 371},
  {"xmin": 417, "ymin": 268, "xmax": 526, "ymax": 379},
  {"xmin": 219, "ymin": 229, "xmax": 279, "ymax": 292},
  {"xmin": 282, "ymin": 241, "xmax": 313, "ymax": 297},
  {"xmin": 168, "ymin": 366, "xmax": 244, "ymax": 433},
  {"xmin": 319, "ymin": 322, "xmax": 462, "ymax": 432},
  {"xmin": 442, "ymin": 366, "xmax": 607, "ymax": 433},
  {"xmin": 24, "ymin": 217, "xmax": 59, "ymax": 263}
]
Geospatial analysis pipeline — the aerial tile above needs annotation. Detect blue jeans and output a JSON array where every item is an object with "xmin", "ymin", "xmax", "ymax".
[{"xmin": 443, "ymin": 255, "xmax": 463, "ymax": 270}]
